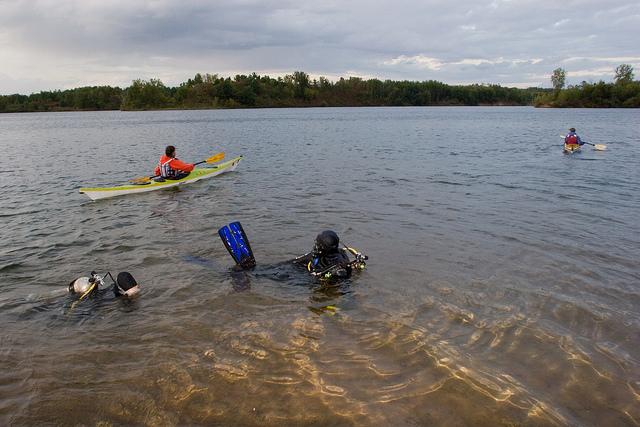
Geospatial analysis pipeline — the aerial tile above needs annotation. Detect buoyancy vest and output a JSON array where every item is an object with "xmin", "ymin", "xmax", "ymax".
[
  {"xmin": 565, "ymin": 132, "xmax": 579, "ymax": 145},
  {"xmin": 159, "ymin": 157, "xmax": 178, "ymax": 178},
  {"xmin": 308, "ymin": 249, "xmax": 353, "ymax": 280}
]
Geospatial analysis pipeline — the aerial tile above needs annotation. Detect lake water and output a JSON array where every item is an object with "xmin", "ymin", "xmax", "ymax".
[{"xmin": 1, "ymin": 107, "xmax": 639, "ymax": 426}]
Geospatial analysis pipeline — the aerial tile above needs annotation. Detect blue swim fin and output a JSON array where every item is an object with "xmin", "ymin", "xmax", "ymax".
[{"xmin": 218, "ymin": 222, "xmax": 256, "ymax": 269}]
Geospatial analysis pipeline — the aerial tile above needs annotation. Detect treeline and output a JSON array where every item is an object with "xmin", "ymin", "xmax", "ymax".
[
  {"xmin": 533, "ymin": 80, "xmax": 640, "ymax": 107},
  {"xmin": 0, "ymin": 86, "xmax": 123, "ymax": 113},
  {"xmin": 534, "ymin": 64, "xmax": 640, "ymax": 107},
  {"xmin": 0, "ymin": 72, "xmax": 543, "ymax": 113}
]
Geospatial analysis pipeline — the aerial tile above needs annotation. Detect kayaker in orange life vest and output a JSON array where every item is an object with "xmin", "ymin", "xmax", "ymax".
[
  {"xmin": 564, "ymin": 127, "xmax": 584, "ymax": 149},
  {"xmin": 154, "ymin": 145, "xmax": 195, "ymax": 180}
]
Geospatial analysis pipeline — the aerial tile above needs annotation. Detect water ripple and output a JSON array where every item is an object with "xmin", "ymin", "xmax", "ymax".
[{"xmin": 1, "ymin": 107, "xmax": 639, "ymax": 426}]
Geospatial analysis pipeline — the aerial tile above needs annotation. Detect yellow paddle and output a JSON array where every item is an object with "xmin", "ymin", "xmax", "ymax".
[
  {"xmin": 559, "ymin": 135, "xmax": 607, "ymax": 151},
  {"xmin": 129, "ymin": 152, "xmax": 225, "ymax": 184},
  {"xmin": 583, "ymin": 142, "xmax": 607, "ymax": 151}
]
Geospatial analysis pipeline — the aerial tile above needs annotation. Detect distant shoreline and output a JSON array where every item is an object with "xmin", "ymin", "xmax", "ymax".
[
  {"xmin": 0, "ymin": 103, "xmax": 541, "ymax": 115},
  {"xmin": 2, "ymin": 70, "xmax": 638, "ymax": 112},
  {"xmin": 0, "ymin": 72, "xmax": 544, "ymax": 113},
  {"xmin": 3, "ymin": 104, "xmax": 639, "ymax": 114}
]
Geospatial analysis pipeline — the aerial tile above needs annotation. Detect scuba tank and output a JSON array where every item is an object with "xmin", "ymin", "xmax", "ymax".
[{"xmin": 68, "ymin": 271, "xmax": 104, "ymax": 298}]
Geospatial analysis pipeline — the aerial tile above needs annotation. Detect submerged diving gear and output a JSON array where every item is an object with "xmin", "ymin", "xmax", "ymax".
[
  {"xmin": 344, "ymin": 246, "xmax": 368, "ymax": 271},
  {"xmin": 303, "ymin": 243, "xmax": 368, "ymax": 281}
]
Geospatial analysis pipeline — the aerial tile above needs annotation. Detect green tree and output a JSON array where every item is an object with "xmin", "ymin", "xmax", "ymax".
[
  {"xmin": 292, "ymin": 71, "xmax": 310, "ymax": 99},
  {"xmin": 614, "ymin": 64, "xmax": 634, "ymax": 84},
  {"xmin": 121, "ymin": 79, "xmax": 170, "ymax": 110},
  {"xmin": 551, "ymin": 68, "xmax": 566, "ymax": 91}
]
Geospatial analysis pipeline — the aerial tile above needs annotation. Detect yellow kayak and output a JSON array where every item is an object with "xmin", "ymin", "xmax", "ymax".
[
  {"xmin": 80, "ymin": 156, "xmax": 242, "ymax": 200},
  {"xmin": 563, "ymin": 144, "xmax": 581, "ymax": 154}
]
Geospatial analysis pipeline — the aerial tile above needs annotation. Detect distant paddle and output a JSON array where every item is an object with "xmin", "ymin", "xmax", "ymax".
[
  {"xmin": 559, "ymin": 135, "xmax": 607, "ymax": 151},
  {"xmin": 583, "ymin": 142, "xmax": 607, "ymax": 151},
  {"xmin": 129, "ymin": 152, "xmax": 225, "ymax": 184}
]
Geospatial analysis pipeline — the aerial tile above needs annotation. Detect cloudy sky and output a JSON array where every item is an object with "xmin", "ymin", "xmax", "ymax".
[{"xmin": 1, "ymin": 0, "xmax": 639, "ymax": 94}]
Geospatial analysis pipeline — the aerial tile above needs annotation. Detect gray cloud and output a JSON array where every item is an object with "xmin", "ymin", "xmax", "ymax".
[{"xmin": 0, "ymin": 0, "xmax": 638, "ymax": 94}]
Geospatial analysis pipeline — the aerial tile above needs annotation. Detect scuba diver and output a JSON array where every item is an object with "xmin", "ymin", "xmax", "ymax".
[
  {"xmin": 9, "ymin": 271, "xmax": 141, "ymax": 322},
  {"xmin": 292, "ymin": 230, "xmax": 367, "ymax": 281},
  {"xmin": 218, "ymin": 222, "xmax": 367, "ymax": 282},
  {"xmin": 68, "ymin": 271, "xmax": 140, "ymax": 303}
]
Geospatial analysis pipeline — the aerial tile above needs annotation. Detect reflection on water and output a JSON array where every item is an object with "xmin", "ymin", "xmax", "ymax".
[{"xmin": 1, "ymin": 108, "xmax": 639, "ymax": 426}]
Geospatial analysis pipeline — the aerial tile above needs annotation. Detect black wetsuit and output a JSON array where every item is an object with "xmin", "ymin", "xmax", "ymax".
[{"xmin": 293, "ymin": 248, "xmax": 353, "ymax": 280}]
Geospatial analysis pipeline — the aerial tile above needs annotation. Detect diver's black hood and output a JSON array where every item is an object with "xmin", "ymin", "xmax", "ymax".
[
  {"xmin": 314, "ymin": 230, "xmax": 340, "ymax": 254},
  {"xmin": 114, "ymin": 271, "xmax": 139, "ymax": 297}
]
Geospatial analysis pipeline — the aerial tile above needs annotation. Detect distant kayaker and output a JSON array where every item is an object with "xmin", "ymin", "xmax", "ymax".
[
  {"xmin": 154, "ymin": 145, "xmax": 194, "ymax": 180},
  {"xmin": 564, "ymin": 128, "xmax": 584, "ymax": 149}
]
